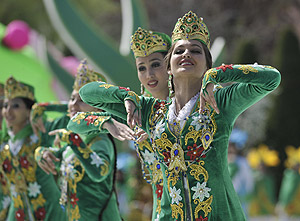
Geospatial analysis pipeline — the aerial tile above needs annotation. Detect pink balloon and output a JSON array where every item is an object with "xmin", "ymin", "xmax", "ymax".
[
  {"xmin": 2, "ymin": 20, "xmax": 30, "ymax": 50},
  {"xmin": 60, "ymin": 56, "xmax": 80, "ymax": 76}
]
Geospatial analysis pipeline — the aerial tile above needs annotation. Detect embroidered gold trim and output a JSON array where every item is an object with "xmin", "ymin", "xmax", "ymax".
[
  {"xmin": 99, "ymin": 83, "xmax": 114, "ymax": 89},
  {"xmin": 189, "ymin": 161, "xmax": 208, "ymax": 182},
  {"xmin": 238, "ymin": 65, "xmax": 259, "ymax": 74},
  {"xmin": 171, "ymin": 202, "xmax": 184, "ymax": 221},
  {"xmin": 194, "ymin": 195, "xmax": 213, "ymax": 217}
]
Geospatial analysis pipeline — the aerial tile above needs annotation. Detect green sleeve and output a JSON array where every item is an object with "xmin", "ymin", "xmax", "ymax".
[
  {"xmin": 67, "ymin": 112, "xmax": 112, "ymax": 134},
  {"xmin": 31, "ymin": 102, "xmax": 68, "ymax": 121},
  {"xmin": 79, "ymin": 82, "xmax": 141, "ymax": 119},
  {"xmin": 60, "ymin": 131, "xmax": 114, "ymax": 182},
  {"xmin": 79, "ymin": 81, "xmax": 161, "ymax": 132},
  {"xmin": 203, "ymin": 64, "xmax": 281, "ymax": 123}
]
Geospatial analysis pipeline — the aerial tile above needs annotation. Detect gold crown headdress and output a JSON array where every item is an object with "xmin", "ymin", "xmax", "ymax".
[
  {"xmin": 73, "ymin": 59, "xmax": 107, "ymax": 91},
  {"xmin": 284, "ymin": 145, "xmax": 300, "ymax": 171},
  {"xmin": 130, "ymin": 27, "xmax": 171, "ymax": 58},
  {"xmin": 4, "ymin": 76, "xmax": 35, "ymax": 101},
  {"xmin": 247, "ymin": 144, "xmax": 280, "ymax": 169},
  {"xmin": 172, "ymin": 11, "xmax": 210, "ymax": 49}
]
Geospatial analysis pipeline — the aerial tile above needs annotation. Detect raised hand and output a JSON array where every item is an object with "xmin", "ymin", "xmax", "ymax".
[
  {"xmin": 199, "ymin": 83, "xmax": 220, "ymax": 114},
  {"xmin": 48, "ymin": 129, "xmax": 67, "ymax": 148},
  {"xmin": 135, "ymin": 127, "xmax": 149, "ymax": 143},
  {"xmin": 103, "ymin": 118, "xmax": 136, "ymax": 141},
  {"xmin": 125, "ymin": 100, "xmax": 141, "ymax": 128},
  {"xmin": 37, "ymin": 150, "xmax": 60, "ymax": 175}
]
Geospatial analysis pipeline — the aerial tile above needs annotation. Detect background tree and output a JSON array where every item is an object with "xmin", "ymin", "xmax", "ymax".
[
  {"xmin": 265, "ymin": 27, "xmax": 300, "ymax": 195},
  {"xmin": 233, "ymin": 39, "xmax": 259, "ymax": 64}
]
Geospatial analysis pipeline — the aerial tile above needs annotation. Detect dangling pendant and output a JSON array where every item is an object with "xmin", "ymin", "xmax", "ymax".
[{"xmin": 168, "ymin": 143, "xmax": 187, "ymax": 175}]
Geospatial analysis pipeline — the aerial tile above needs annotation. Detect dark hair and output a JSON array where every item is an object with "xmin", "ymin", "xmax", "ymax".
[
  {"xmin": 20, "ymin": 98, "xmax": 35, "ymax": 110},
  {"xmin": 164, "ymin": 41, "xmax": 212, "ymax": 94}
]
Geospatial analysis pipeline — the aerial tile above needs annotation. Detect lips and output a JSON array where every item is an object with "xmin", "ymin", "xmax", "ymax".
[
  {"xmin": 179, "ymin": 59, "xmax": 193, "ymax": 66},
  {"xmin": 69, "ymin": 110, "xmax": 78, "ymax": 117},
  {"xmin": 4, "ymin": 116, "xmax": 14, "ymax": 122},
  {"xmin": 147, "ymin": 80, "xmax": 158, "ymax": 88}
]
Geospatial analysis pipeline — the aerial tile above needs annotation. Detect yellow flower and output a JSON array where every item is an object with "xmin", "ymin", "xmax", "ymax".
[
  {"xmin": 285, "ymin": 145, "xmax": 300, "ymax": 169},
  {"xmin": 13, "ymin": 195, "xmax": 24, "ymax": 208},
  {"xmin": 247, "ymin": 144, "xmax": 280, "ymax": 169},
  {"xmin": 31, "ymin": 194, "xmax": 46, "ymax": 210}
]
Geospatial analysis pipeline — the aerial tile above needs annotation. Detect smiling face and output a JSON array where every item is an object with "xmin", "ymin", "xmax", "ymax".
[
  {"xmin": 2, "ymin": 98, "xmax": 31, "ymax": 133},
  {"xmin": 169, "ymin": 39, "xmax": 208, "ymax": 80},
  {"xmin": 135, "ymin": 52, "xmax": 169, "ymax": 99},
  {"xmin": 68, "ymin": 90, "xmax": 99, "ymax": 118}
]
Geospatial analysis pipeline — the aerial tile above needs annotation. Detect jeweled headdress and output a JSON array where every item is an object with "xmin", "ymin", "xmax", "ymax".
[
  {"xmin": 4, "ymin": 76, "xmax": 35, "ymax": 101},
  {"xmin": 130, "ymin": 27, "xmax": 171, "ymax": 58},
  {"xmin": 247, "ymin": 144, "xmax": 280, "ymax": 169},
  {"xmin": 172, "ymin": 11, "xmax": 210, "ymax": 49},
  {"xmin": 73, "ymin": 59, "xmax": 107, "ymax": 91}
]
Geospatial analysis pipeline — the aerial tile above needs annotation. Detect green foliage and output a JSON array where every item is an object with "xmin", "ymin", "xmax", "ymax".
[{"xmin": 233, "ymin": 39, "xmax": 258, "ymax": 64}]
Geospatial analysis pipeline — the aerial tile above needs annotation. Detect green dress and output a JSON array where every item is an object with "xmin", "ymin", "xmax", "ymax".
[
  {"xmin": 79, "ymin": 64, "xmax": 281, "ymax": 221},
  {"xmin": 0, "ymin": 162, "xmax": 10, "ymax": 219},
  {"xmin": 0, "ymin": 124, "xmax": 66, "ymax": 221},
  {"xmin": 67, "ymin": 111, "xmax": 164, "ymax": 219},
  {"xmin": 36, "ymin": 117, "xmax": 122, "ymax": 221}
]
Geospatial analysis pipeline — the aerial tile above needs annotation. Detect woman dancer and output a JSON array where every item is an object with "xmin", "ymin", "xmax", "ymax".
[
  {"xmin": 78, "ymin": 11, "xmax": 281, "ymax": 220},
  {"xmin": 35, "ymin": 60, "xmax": 122, "ymax": 221},
  {"xmin": 68, "ymin": 27, "xmax": 171, "ymax": 219},
  {"xmin": 0, "ymin": 77, "xmax": 65, "ymax": 221}
]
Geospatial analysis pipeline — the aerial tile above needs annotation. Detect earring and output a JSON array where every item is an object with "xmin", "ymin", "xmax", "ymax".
[
  {"xmin": 140, "ymin": 84, "xmax": 145, "ymax": 95},
  {"xmin": 168, "ymin": 74, "xmax": 175, "ymax": 98}
]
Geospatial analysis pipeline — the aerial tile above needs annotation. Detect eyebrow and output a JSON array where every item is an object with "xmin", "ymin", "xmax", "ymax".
[
  {"xmin": 137, "ymin": 58, "xmax": 161, "ymax": 66},
  {"xmin": 149, "ymin": 58, "xmax": 161, "ymax": 62},
  {"xmin": 176, "ymin": 44, "xmax": 203, "ymax": 49}
]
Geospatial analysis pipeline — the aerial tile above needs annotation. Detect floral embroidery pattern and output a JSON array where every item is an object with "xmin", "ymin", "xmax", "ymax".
[
  {"xmin": 84, "ymin": 115, "xmax": 99, "ymax": 126},
  {"xmin": 90, "ymin": 152, "xmax": 104, "ymax": 167},
  {"xmin": 155, "ymin": 184, "xmax": 163, "ymax": 199},
  {"xmin": 187, "ymin": 144, "xmax": 206, "ymax": 161},
  {"xmin": 118, "ymin": 86, "xmax": 130, "ymax": 91},
  {"xmin": 70, "ymin": 133, "xmax": 83, "ymax": 147},
  {"xmin": 3, "ymin": 159, "xmax": 12, "ymax": 172},
  {"xmin": 148, "ymin": 101, "xmax": 216, "ymax": 219},
  {"xmin": 35, "ymin": 207, "xmax": 46, "ymax": 220},
  {"xmin": 141, "ymin": 149, "xmax": 155, "ymax": 165},
  {"xmin": 191, "ymin": 182, "xmax": 211, "ymax": 201},
  {"xmin": 170, "ymin": 186, "xmax": 182, "ymax": 205},
  {"xmin": 196, "ymin": 216, "xmax": 208, "ymax": 221},
  {"xmin": 19, "ymin": 156, "xmax": 29, "ymax": 169},
  {"xmin": 70, "ymin": 193, "xmax": 79, "ymax": 207},
  {"xmin": 1, "ymin": 135, "xmax": 47, "ymax": 220},
  {"xmin": 216, "ymin": 64, "xmax": 233, "ymax": 72},
  {"xmin": 28, "ymin": 182, "xmax": 41, "ymax": 197},
  {"xmin": 15, "ymin": 209, "xmax": 25, "ymax": 221}
]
